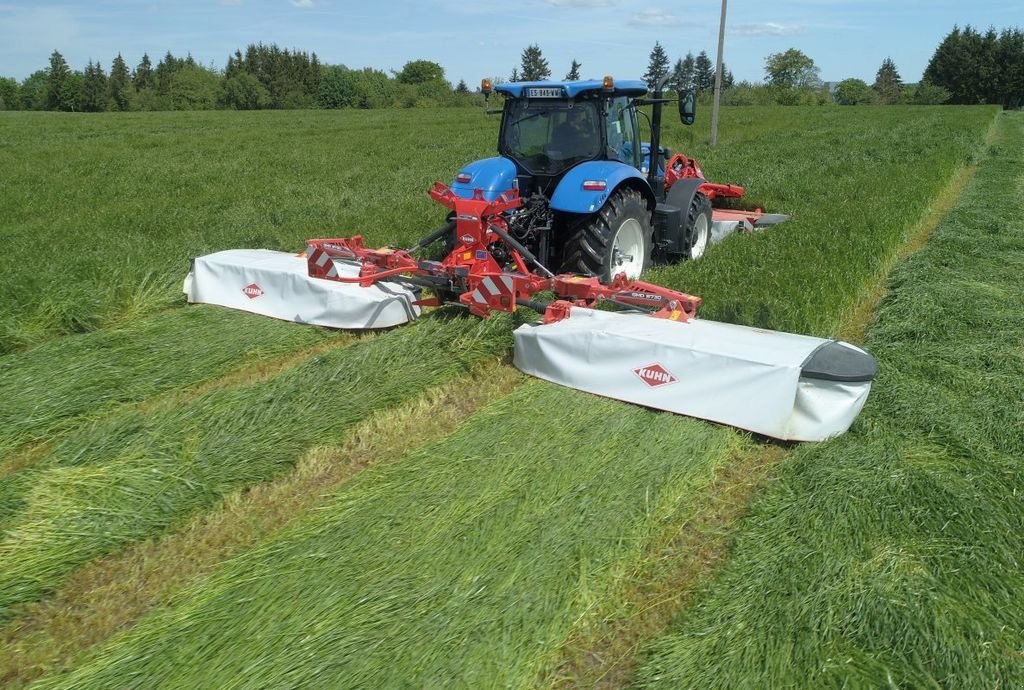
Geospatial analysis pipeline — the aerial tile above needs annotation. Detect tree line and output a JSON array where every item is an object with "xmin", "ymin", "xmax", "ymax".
[
  {"xmin": 0, "ymin": 25, "xmax": 1019, "ymax": 112},
  {"xmin": 0, "ymin": 45, "xmax": 481, "ymax": 112}
]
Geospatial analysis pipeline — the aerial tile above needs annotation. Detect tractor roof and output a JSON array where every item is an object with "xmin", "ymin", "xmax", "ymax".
[{"xmin": 495, "ymin": 79, "xmax": 648, "ymax": 99}]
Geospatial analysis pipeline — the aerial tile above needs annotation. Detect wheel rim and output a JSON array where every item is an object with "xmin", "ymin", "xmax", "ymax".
[
  {"xmin": 610, "ymin": 218, "xmax": 645, "ymax": 279},
  {"xmin": 691, "ymin": 213, "xmax": 709, "ymax": 260}
]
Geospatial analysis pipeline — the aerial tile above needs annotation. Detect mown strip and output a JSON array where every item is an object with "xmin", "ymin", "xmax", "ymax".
[
  {"xmin": 0, "ymin": 314, "xmax": 508, "ymax": 619},
  {"xmin": 0, "ymin": 306, "xmax": 343, "ymax": 461},
  {"xmin": 635, "ymin": 112, "xmax": 1024, "ymax": 688},
  {"xmin": 29, "ymin": 384, "xmax": 740, "ymax": 690},
  {"xmin": 0, "ymin": 364, "xmax": 523, "ymax": 688}
]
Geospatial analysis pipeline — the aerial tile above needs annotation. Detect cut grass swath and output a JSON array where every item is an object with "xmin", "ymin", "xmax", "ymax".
[
  {"xmin": 28, "ymin": 384, "xmax": 742, "ymax": 690},
  {"xmin": 635, "ymin": 112, "xmax": 1024, "ymax": 689},
  {"xmin": 0, "ymin": 314, "xmax": 509, "ymax": 619},
  {"xmin": 0, "ymin": 306, "xmax": 342, "ymax": 461},
  {"xmin": 0, "ymin": 364, "xmax": 525, "ymax": 688}
]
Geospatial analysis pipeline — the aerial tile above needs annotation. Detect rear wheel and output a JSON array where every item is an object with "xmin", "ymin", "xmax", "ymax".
[
  {"xmin": 561, "ymin": 187, "xmax": 653, "ymax": 282},
  {"xmin": 684, "ymin": 193, "xmax": 712, "ymax": 260}
]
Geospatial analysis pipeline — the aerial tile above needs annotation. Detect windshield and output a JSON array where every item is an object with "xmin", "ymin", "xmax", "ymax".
[{"xmin": 500, "ymin": 99, "xmax": 602, "ymax": 175}]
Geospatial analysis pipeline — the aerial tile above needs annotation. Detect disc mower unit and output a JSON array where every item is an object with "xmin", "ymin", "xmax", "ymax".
[{"xmin": 185, "ymin": 77, "xmax": 876, "ymax": 441}]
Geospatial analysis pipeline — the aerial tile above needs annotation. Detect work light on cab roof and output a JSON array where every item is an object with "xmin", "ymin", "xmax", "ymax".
[{"xmin": 184, "ymin": 72, "xmax": 877, "ymax": 442}]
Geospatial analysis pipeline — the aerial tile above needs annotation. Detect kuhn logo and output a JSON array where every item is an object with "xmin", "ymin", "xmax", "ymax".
[
  {"xmin": 634, "ymin": 363, "xmax": 677, "ymax": 387},
  {"xmin": 242, "ymin": 283, "xmax": 264, "ymax": 299},
  {"xmin": 460, "ymin": 234, "xmax": 475, "ymax": 244}
]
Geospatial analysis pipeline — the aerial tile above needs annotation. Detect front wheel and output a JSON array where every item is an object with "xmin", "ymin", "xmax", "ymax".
[
  {"xmin": 561, "ymin": 188, "xmax": 653, "ymax": 282},
  {"xmin": 684, "ymin": 192, "xmax": 712, "ymax": 260}
]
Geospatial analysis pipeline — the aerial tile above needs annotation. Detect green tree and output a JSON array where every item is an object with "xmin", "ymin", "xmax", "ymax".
[
  {"xmin": 169, "ymin": 64, "xmax": 222, "ymax": 110},
  {"xmin": 834, "ymin": 78, "xmax": 872, "ymax": 105},
  {"xmin": 722, "ymin": 67, "xmax": 735, "ymax": 89},
  {"xmin": 133, "ymin": 53, "xmax": 153, "ymax": 91},
  {"xmin": 509, "ymin": 67, "xmax": 520, "ymax": 83},
  {"xmin": 58, "ymin": 71, "xmax": 83, "ymax": 112},
  {"xmin": 20, "ymin": 70, "xmax": 48, "ymax": 110},
  {"xmin": 318, "ymin": 65, "xmax": 357, "ymax": 108},
  {"xmin": 924, "ymin": 25, "xmax": 1023, "ymax": 107},
  {"xmin": 670, "ymin": 53, "xmax": 695, "ymax": 91},
  {"xmin": 0, "ymin": 77, "xmax": 19, "ymax": 110},
  {"xmin": 873, "ymin": 57, "xmax": 903, "ymax": 104},
  {"xmin": 454, "ymin": 79, "xmax": 469, "ymax": 94},
  {"xmin": 222, "ymin": 71, "xmax": 271, "ymax": 109},
  {"xmin": 912, "ymin": 81, "xmax": 951, "ymax": 105},
  {"xmin": 642, "ymin": 41, "xmax": 670, "ymax": 90},
  {"xmin": 109, "ymin": 53, "xmax": 131, "ymax": 110},
  {"xmin": 395, "ymin": 60, "xmax": 445, "ymax": 85},
  {"xmin": 764, "ymin": 48, "xmax": 821, "ymax": 89},
  {"xmin": 693, "ymin": 50, "xmax": 714, "ymax": 91},
  {"xmin": 46, "ymin": 50, "xmax": 71, "ymax": 110},
  {"xmin": 565, "ymin": 59, "xmax": 581, "ymax": 81},
  {"xmin": 520, "ymin": 44, "xmax": 550, "ymax": 81},
  {"xmin": 80, "ymin": 60, "xmax": 109, "ymax": 111}
]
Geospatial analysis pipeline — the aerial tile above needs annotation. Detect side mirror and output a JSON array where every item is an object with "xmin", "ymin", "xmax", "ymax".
[{"xmin": 678, "ymin": 90, "xmax": 696, "ymax": 126}]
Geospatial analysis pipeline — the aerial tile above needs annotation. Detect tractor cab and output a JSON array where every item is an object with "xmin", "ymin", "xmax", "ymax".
[{"xmin": 493, "ymin": 79, "xmax": 648, "ymax": 188}]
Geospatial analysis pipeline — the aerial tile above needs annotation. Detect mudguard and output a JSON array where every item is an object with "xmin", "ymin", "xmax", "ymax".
[
  {"xmin": 550, "ymin": 161, "xmax": 654, "ymax": 214},
  {"xmin": 449, "ymin": 157, "xmax": 518, "ymax": 202}
]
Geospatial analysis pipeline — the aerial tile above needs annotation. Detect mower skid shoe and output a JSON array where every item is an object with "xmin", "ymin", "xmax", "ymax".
[
  {"xmin": 512, "ymin": 308, "xmax": 876, "ymax": 442},
  {"xmin": 184, "ymin": 249, "xmax": 420, "ymax": 329}
]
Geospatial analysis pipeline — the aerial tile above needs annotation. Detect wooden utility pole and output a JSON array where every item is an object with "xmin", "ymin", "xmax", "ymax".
[{"xmin": 710, "ymin": 0, "xmax": 727, "ymax": 146}]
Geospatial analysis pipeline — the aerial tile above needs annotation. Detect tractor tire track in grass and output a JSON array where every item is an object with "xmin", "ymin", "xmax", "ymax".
[
  {"xmin": 28, "ymin": 384, "xmax": 740, "ymax": 690},
  {"xmin": 0, "ymin": 314, "xmax": 509, "ymax": 620},
  {"xmin": 0, "ymin": 364, "xmax": 524, "ymax": 689},
  {"xmin": 635, "ymin": 112, "xmax": 1024, "ymax": 688}
]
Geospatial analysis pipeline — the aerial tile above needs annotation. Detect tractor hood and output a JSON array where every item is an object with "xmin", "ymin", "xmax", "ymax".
[{"xmin": 449, "ymin": 157, "xmax": 518, "ymax": 202}]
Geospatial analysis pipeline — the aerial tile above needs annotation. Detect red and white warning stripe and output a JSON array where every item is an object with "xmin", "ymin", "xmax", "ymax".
[
  {"xmin": 469, "ymin": 274, "xmax": 515, "ymax": 307},
  {"xmin": 307, "ymin": 244, "xmax": 339, "ymax": 280}
]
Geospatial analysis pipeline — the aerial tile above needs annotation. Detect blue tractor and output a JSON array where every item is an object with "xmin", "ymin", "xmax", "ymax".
[{"xmin": 442, "ymin": 76, "xmax": 714, "ymax": 282}]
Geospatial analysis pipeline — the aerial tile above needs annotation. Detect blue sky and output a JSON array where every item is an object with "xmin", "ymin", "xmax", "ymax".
[{"xmin": 0, "ymin": 1, "xmax": 1019, "ymax": 85}]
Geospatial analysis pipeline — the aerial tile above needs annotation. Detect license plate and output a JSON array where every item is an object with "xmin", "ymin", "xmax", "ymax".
[{"xmin": 526, "ymin": 87, "xmax": 564, "ymax": 98}]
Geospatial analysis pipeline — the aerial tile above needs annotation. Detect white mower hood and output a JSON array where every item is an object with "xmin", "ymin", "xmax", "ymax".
[
  {"xmin": 513, "ymin": 307, "xmax": 875, "ymax": 442},
  {"xmin": 183, "ymin": 249, "xmax": 419, "ymax": 329}
]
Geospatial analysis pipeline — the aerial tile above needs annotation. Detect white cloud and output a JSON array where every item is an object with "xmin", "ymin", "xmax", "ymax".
[
  {"xmin": 545, "ymin": 0, "xmax": 614, "ymax": 8},
  {"xmin": 730, "ymin": 22, "xmax": 803, "ymax": 37},
  {"xmin": 290, "ymin": 0, "xmax": 315, "ymax": 7},
  {"xmin": 629, "ymin": 8, "xmax": 679, "ymax": 26}
]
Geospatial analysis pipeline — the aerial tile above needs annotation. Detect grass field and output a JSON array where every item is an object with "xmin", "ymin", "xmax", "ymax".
[{"xmin": 0, "ymin": 105, "xmax": 1014, "ymax": 688}]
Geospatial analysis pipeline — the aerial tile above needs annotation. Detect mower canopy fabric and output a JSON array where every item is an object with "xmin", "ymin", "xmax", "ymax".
[
  {"xmin": 184, "ymin": 249, "xmax": 420, "ymax": 329},
  {"xmin": 513, "ymin": 307, "xmax": 875, "ymax": 442}
]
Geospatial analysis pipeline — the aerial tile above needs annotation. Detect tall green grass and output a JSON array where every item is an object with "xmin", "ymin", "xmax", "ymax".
[
  {"xmin": 0, "ymin": 306, "xmax": 340, "ymax": 459},
  {"xmin": 651, "ymin": 106, "xmax": 998, "ymax": 336},
  {"xmin": 30, "ymin": 383, "xmax": 741, "ymax": 689},
  {"xmin": 0, "ymin": 315, "xmax": 508, "ymax": 619},
  {"xmin": 0, "ymin": 109, "xmax": 496, "ymax": 352},
  {"xmin": 0, "ymin": 107, "xmax": 995, "ymax": 351},
  {"xmin": 636, "ymin": 112, "xmax": 1024, "ymax": 688}
]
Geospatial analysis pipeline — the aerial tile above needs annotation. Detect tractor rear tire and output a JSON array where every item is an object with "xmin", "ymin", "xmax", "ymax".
[
  {"xmin": 560, "ymin": 187, "xmax": 653, "ymax": 283},
  {"xmin": 683, "ymin": 192, "xmax": 712, "ymax": 260}
]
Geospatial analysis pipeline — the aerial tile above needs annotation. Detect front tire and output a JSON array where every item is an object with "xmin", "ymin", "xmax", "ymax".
[
  {"xmin": 684, "ymin": 193, "xmax": 712, "ymax": 260},
  {"xmin": 561, "ymin": 188, "xmax": 653, "ymax": 282}
]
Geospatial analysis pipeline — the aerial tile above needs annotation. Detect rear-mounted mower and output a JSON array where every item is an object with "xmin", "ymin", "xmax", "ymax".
[{"xmin": 185, "ymin": 77, "xmax": 876, "ymax": 441}]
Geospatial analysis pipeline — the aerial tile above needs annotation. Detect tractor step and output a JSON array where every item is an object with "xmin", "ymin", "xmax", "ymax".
[
  {"xmin": 183, "ymin": 249, "xmax": 420, "ymax": 329},
  {"xmin": 512, "ymin": 307, "xmax": 875, "ymax": 442}
]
